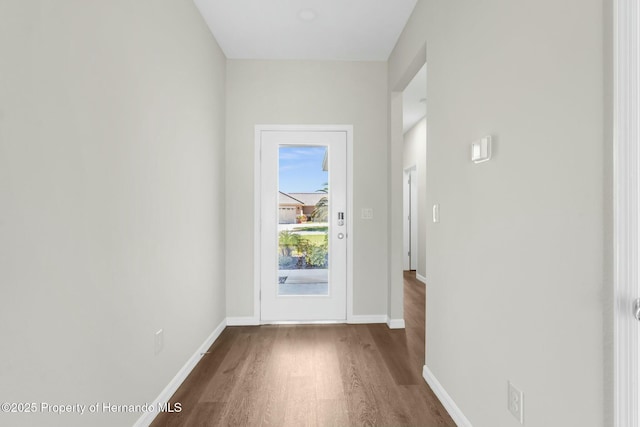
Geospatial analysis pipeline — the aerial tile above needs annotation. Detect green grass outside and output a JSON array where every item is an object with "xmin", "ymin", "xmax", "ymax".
[{"xmin": 296, "ymin": 234, "xmax": 326, "ymax": 245}]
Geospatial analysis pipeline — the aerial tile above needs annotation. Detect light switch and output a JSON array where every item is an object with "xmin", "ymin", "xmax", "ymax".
[
  {"xmin": 361, "ymin": 208, "xmax": 373, "ymax": 219},
  {"xmin": 471, "ymin": 136, "xmax": 492, "ymax": 163},
  {"xmin": 432, "ymin": 204, "xmax": 440, "ymax": 223}
]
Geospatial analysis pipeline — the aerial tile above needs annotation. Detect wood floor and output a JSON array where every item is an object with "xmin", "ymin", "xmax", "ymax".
[{"xmin": 151, "ymin": 272, "xmax": 454, "ymax": 427}]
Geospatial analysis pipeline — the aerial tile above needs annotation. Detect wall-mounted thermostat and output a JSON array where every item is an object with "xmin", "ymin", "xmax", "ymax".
[{"xmin": 471, "ymin": 136, "xmax": 492, "ymax": 163}]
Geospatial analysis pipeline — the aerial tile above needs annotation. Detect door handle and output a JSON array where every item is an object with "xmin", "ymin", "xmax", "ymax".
[{"xmin": 635, "ymin": 298, "xmax": 640, "ymax": 322}]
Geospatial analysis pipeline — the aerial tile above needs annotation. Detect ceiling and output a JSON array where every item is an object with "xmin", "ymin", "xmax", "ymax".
[
  {"xmin": 193, "ymin": 0, "xmax": 418, "ymax": 61},
  {"xmin": 403, "ymin": 64, "xmax": 426, "ymax": 134}
]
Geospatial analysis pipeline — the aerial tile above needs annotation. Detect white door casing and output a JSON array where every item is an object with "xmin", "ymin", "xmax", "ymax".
[
  {"xmin": 403, "ymin": 167, "xmax": 418, "ymax": 271},
  {"xmin": 614, "ymin": 0, "xmax": 639, "ymax": 425},
  {"xmin": 410, "ymin": 168, "xmax": 418, "ymax": 271},
  {"xmin": 255, "ymin": 126, "xmax": 352, "ymax": 323},
  {"xmin": 403, "ymin": 169, "xmax": 410, "ymax": 271}
]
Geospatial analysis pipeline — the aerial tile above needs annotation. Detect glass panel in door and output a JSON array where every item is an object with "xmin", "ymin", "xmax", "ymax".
[{"xmin": 277, "ymin": 146, "xmax": 329, "ymax": 296}]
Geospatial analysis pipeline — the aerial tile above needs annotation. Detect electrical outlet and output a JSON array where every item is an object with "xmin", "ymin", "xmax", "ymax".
[
  {"xmin": 508, "ymin": 381, "xmax": 524, "ymax": 424},
  {"xmin": 154, "ymin": 329, "xmax": 164, "ymax": 355},
  {"xmin": 432, "ymin": 204, "xmax": 440, "ymax": 223},
  {"xmin": 361, "ymin": 208, "xmax": 373, "ymax": 219}
]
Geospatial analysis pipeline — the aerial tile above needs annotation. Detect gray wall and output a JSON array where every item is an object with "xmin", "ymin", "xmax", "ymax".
[
  {"xmin": 225, "ymin": 60, "xmax": 389, "ymax": 319},
  {"xmin": 403, "ymin": 118, "xmax": 427, "ymax": 279},
  {"xmin": 0, "ymin": 1, "xmax": 227, "ymax": 426},
  {"xmin": 389, "ymin": 1, "xmax": 605, "ymax": 426}
]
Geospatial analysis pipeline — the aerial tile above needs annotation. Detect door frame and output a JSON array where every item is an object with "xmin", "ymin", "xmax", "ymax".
[
  {"xmin": 613, "ymin": 0, "xmax": 639, "ymax": 424},
  {"xmin": 403, "ymin": 166, "xmax": 418, "ymax": 271},
  {"xmin": 254, "ymin": 125, "xmax": 354, "ymax": 323}
]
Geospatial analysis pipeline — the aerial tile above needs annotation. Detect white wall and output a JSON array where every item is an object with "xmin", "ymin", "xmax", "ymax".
[
  {"xmin": 389, "ymin": 1, "xmax": 605, "ymax": 426},
  {"xmin": 226, "ymin": 60, "xmax": 388, "ymax": 319},
  {"xmin": 0, "ymin": 1, "xmax": 227, "ymax": 426},
  {"xmin": 403, "ymin": 118, "xmax": 427, "ymax": 278},
  {"xmin": 602, "ymin": 2, "xmax": 614, "ymax": 426}
]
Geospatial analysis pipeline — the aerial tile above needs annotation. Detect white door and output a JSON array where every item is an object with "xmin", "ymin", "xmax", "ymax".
[
  {"xmin": 403, "ymin": 168, "xmax": 418, "ymax": 271},
  {"xmin": 409, "ymin": 169, "xmax": 418, "ymax": 270},
  {"xmin": 259, "ymin": 129, "xmax": 347, "ymax": 322}
]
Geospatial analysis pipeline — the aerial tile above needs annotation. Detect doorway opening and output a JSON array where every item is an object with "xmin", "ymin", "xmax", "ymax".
[
  {"xmin": 388, "ymin": 46, "xmax": 426, "ymax": 329},
  {"xmin": 401, "ymin": 63, "xmax": 427, "ymax": 285}
]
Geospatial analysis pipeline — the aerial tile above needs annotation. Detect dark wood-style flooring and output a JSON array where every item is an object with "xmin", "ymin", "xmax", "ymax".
[{"xmin": 151, "ymin": 272, "xmax": 455, "ymax": 426}]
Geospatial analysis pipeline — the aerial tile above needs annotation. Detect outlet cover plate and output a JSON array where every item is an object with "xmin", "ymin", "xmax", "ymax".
[
  {"xmin": 508, "ymin": 381, "xmax": 524, "ymax": 424},
  {"xmin": 432, "ymin": 204, "xmax": 440, "ymax": 223},
  {"xmin": 155, "ymin": 329, "xmax": 164, "ymax": 355}
]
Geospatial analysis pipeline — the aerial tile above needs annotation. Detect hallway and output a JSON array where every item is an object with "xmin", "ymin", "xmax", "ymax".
[{"xmin": 151, "ymin": 272, "xmax": 453, "ymax": 426}]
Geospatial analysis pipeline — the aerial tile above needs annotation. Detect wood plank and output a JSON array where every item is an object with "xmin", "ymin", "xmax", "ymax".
[
  {"xmin": 282, "ymin": 375, "xmax": 318, "ymax": 427},
  {"xmin": 396, "ymin": 385, "xmax": 457, "ymax": 426},
  {"xmin": 367, "ymin": 324, "xmax": 422, "ymax": 385},
  {"xmin": 183, "ymin": 403, "xmax": 225, "ymax": 427},
  {"xmin": 150, "ymin": 328, "xmax": 239, "ymax": 427},
  {"xmin": 316, "ymin": 399, "xmax": 350, "ymax": 427},
  {"xmin": 404, "ymin": 271, "xmax": 428, "ymax": 369},
  {"xmin": 313, "ymin": 325, "xmax": 345, "ymax": 400},
  {"xmin": 198, "ymin": 328, "xmax": 256, "ymax": 403},
  {"xmin": 216, "ymin": 326, "xmax": 278, "ymax": 426},
  {"xmin": 336, "ymin": 324, "xmax": 402, "ymax": 426},
  {"xmin": 259, "ymin": 326, "xmax": 294, "ymax": 426},
  {"xmin": 343, "ymin": 324, "xmax": 415, "ymax": 426}
]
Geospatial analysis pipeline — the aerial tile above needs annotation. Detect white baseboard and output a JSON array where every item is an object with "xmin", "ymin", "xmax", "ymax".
[
  {"xmin": 387, "ymin": 318, "xmax": 406, "ymax": 329},
  {"xmin": 416, "ymin": 273, "xmax": 427, "ymax": 284},
  {"xmin": 347, "ymin": 315, "xmax": 388, "ymax": 324},
  {"xmin": 348, "ymin": 315, "xmax": 405, "ymax": 329},
  {"xmin": 226, "ymin": 316, "xmax": 259, "ymax": 326},
  {"xmin": 260, "ymin": 319, "xmax": 345, "ymax": 325},
  {"xmin": 133, "ymin": 319, "xmax": 227, "ymax": 427},
  {"xmin": 422, "ymin": 365, "xmax": 473, "ymax": 427}
]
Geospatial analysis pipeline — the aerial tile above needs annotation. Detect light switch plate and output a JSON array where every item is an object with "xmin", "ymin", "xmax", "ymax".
[{"xmin": 361, "ymin": 208, "xmax": 373, "ymax": 219}]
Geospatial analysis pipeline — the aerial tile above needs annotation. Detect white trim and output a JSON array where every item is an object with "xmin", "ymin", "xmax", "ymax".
[
  {"xmin": 346, "ymin": 128, "xmax": 354, "ymax": 323},
  {"xmin": 133, "ymin": 319, "xmax": 227, "ymax": 427},
  {"xmin": 403, "ymin": 166, "xmax": 417, "ymax": 271},
  {"xmin": 387, "ymin": 318, "xmax": 406, "ymax": 329},
  {"xmin": 241, "ymin": 316, "xmax": 397, "ymax": 326},
  {"xmin": 416, "ymin": 273, "xmax": 427, "ymax": 284},
  {"xmin": 347, "ymin": 315, "xmax": 388, "ymax": 324},
  {"xmin": 422, "ymin": 365, "xmax": 473, "ymax": 427},
  {"xmin": 260, "ymin": 320, "xmax": 345, "ymax": 325},
  {"xmin": 255, "ymin": 125, "xmax": 354, "ymax": 324},
  {"xmin": 226, "ymin": 317, "xmax": 260, "ymax": 326},
  {"xmin": 254, "ymin": 127, "xmax": 263, "ymax": 325},
  {"xmin": 614, "ymin": 0, "xmax": 640, "ymax": 425}
]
